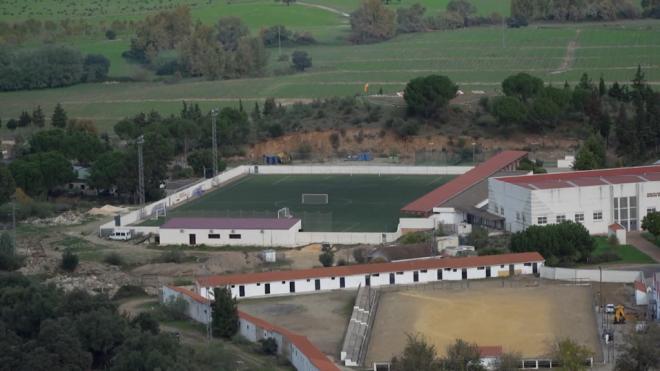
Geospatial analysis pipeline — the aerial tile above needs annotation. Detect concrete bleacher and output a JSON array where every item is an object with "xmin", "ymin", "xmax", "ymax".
[{"xmin": 340, "ymin": 285, "xmax": 380, "ymax": 366}]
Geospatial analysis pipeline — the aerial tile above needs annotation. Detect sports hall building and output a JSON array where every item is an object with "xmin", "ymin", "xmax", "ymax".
[{"xmin": 488, "ymin": 165, "xmax": 660, "ymax": 234}]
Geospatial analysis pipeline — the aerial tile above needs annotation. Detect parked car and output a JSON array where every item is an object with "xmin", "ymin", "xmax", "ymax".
[{"xmin": 108, "ymin": 229, "xmax": 132, "ymax": 241}]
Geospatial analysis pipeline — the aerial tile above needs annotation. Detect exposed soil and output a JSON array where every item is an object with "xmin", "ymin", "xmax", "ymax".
[
  {"xmin": 366, "ymin": 280, "xmax": 602, "ymax": 364},
  {"xmin": 552, "ymin": 29, "xmax": 581, "ymax": 75}
]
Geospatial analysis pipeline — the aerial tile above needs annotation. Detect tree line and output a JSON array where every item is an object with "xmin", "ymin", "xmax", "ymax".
[
  {"xmin": 0, "ymin": 46, "xmax": 110, "ymax": 91},
  {"xmin": 511, "ymin": 0, "xmax": 641, "ymax": 22},
  {"xmin": 0, "ymin": 272, "xmax": 242, "ymax": 371}
]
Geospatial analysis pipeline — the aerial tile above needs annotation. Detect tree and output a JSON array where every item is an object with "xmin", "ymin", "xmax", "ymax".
[
  {"xmin": 614, "ymin": 323, "xmax": 660, "ymax": 371},
  {"xmin": 259, "ymin": 338, "xmax": 278, "ymax": 355},
  {"xmin": 397, "ymin": 4, "xmax": 427, "ymax": 33},
  {"xmin": 319, "ymin": 250, "xmax": 335, "ymax": 267},
  {"xmin": 260, "ymin": 25, "xmax": 292, "ymax": 47},
  {"xmin": 105, "ymin": 29, "xmax": 117, "ymax": 40},
  {"xmin": 446, "ymin": 0, "xmax": 477, "ymax": 26},
  {"xmin": 467, "ymin": 226, "xmax": 489, "ymax": 250},
  {"xmin": 491, "ymin": 96, "xmax": 528, "ymax": 127},
  {"xmin": 291, "ymin": 50, "xmax": 312, "ymax": 71},
  {"xmin": 404, "ymin": 75, "xmax": 458, "ymax": 118},
  {"xmin": 598, "ymin": 76, "xmax": 607, "ymax": 96},
  {"xmin": 6, "ymin": 119, "xmax": 17, "ymax": 130},
  {"xmin": 442, "ymin": 339, "xmax": 485, "ymax": 371},
  {"xmin": 82, "ymin": 54, "xmax": 110, "ymax": 82},
  {"xmin": 502, "ymin": 73, "xmax": 544, "ymax": 102},
  {"xmin": 0, "ymin": 231, "xmax": 22, "ymax": 271},
  {"xmin": 390, "ymin": 334, "xmax": 439, "ymax": 371},
  {"xmin": 89, "ymin": 151, "xmax": 126, "ymax": 191},
  {"xmin": 573, "ymin": 135, "xmax": 606, "ymax": 170},
  {"xmin": 18, "ymin": 111, "xmax": 31, "ymax": 127},
  {"xmin": 509, "ymin": 222, "xmax": 595, "ymax": 266},
  {"xmin": 494, "ymin": 352, "xmax": 522, "ymax": 371},
  {"xmin": 0, "ymin": 162, "xmax": 15, "ymax": 205},
  {"xmin": 61, "ymin": 250, "xmax": 79, "ymax": 272},
  {"xmin": 211, "ymin": 287, "xmax": 239, "ymax": 339},
  {"xmin": 552, "ymin": 338, "xmax": 593, "ymax": 371},
  {"xmin": 0, "ymin": 45, "xmax": 84, "ymax": 91},
  {"xmin": 52, "ymin": 103, "xmax": 68, "ymax": 128},
  {"xmin": 187, "ymin": 149, "xmax": 226, "ymax": 177},
  {"xmin": 130, "ymin": 312, "xmax": 160, "ymax": 335},
  {"xmin": 642, "ymin": 212, "xmax": 660, "ymax": 237},
  {"xmin": 9, "ymin": 151, "xmax": 75, "ymax": 197},
  {"xmin": 32, "ymin": 106, "xmax": 46, "ymax": 127},
  {"xmin": 350, "ymin": 0, "xmax": 396, "ymax": 44},
  {"xmin": 217, "ymin": 17, "xmax": 250, "ymax": 52}
]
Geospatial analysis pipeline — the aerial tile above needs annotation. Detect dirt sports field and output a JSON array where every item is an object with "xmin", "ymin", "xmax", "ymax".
[
  {"xmin": 366, "ymin": 282, "xmax": 602, "ymax": 364},
  {"xmin": 238, "ymin": 290, "xmax": 355, "ymax": 356}
]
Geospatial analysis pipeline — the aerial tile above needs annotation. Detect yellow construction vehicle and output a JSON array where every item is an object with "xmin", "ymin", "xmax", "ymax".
[{"xmin": 614, "ymin": 305, "xmax": 626, "ymax": 324}]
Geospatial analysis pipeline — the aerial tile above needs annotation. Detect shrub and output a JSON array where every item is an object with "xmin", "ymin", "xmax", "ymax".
[
  {"xmin": 158, "ymin": 296, "xmax": 189, "ymax": 321},
  {"xmin": 259, "ymin": 337, "xmax": 278, "ymax": 355},
  {"xmin": 113, "ymin": 285, "xmax": 147, "ymax": 300},
  {"xmin": 319, "ymin": 250, "xmax": 334, "ymax": 267},
  {"xmin": 589, "ymin": 251, "xmax": 621, "ymax": 264},
  {"xmin": 353, "ymin": 248, "xmax": 368, "ymax": 264},
  {"xmin": 159, "ymin": 250, "xmax": 185, "ymax": 263},
  {"xmin": 61, "ymin": 249, "xmax": 79, "ymax": 272},
  {"xmin": 104, "ymin": 252, "xmax": 124, "ymax": 266},
  {"xmin": 105, "ymin": 29, "xmax": 117, "ymax": 40},
  {"xmin": 399, "ymin": 231, "xmax": 429, "ymax": 244}
]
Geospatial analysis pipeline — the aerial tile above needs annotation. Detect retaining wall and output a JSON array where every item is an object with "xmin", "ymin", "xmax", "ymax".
[
  {"xmin": 254, "ymin": 165, "xmax": 472, "ymax": 175},
  {"xmin": 295, "ymin": 231, "xmax": 401, "ymax": 245},
  {"xmin": 540, "ymin": 267, "xmax": 643, "ymax": 283}
]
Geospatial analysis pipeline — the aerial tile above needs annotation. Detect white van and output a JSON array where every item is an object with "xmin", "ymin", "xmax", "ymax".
[{"xmin": 109, "ymin": 229, "xmax": 132, "ymax": 241}]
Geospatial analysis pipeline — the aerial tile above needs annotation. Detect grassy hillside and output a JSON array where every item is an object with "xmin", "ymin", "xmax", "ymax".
[{"xmin": 2, "ymin": 20, "xmax": 659, "ymax": 134}]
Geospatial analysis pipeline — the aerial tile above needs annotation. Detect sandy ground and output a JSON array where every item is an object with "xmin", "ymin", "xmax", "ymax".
[
  {"xmin": 238, "ymin": 290, "xmax": 355, "ymax": 357},
  {"xmin": 366, "ymin": 281, "xmax": 601, "ymax": 364}
]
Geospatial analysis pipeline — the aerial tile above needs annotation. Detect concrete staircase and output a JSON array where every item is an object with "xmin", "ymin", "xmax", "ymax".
[{"xmin": 340, "ymin": 286, "xmax": 380, "ymax": 367}]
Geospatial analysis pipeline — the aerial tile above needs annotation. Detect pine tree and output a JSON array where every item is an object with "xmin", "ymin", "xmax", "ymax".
[
  {"xmin": 632, "ymin": 64, "xmax": 645, "ymax": 91},
  {"xmin": 251, "ymin": 102, "xmax": 261, "ymax": 121},
  {"xmin": 211, "ymin": 287, "xmax": 239, "ymax": 339},
  {"xmin": 51, "ymin": 103, "xmax": 68, "ymax": 128},
  {"xmin": 32, "ymin": 106, "xmax": 46, "ymax": 127},
  {"xmin": 18, "ymin": 111, "xmax": 31, "ymax": 127},
  {"xmin": 598, "ymin": 76, "xmax": 606, "ymax": 97},
  {"xmin": 238, "ymin": 99, "xmax": 244, "ymax": 113}
]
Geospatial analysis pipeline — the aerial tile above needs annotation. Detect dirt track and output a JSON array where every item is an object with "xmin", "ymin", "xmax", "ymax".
[{"xmin": 366, "ymin": 282, "xmax": 601, "ymax": 364}]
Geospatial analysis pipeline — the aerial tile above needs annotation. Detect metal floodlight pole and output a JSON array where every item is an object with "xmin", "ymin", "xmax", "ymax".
[
  {"xmin": 211, "ymin": 108, "xmax": 219, "ymax": 177},
  {"xmin": 137, "ymin": 135, "xmax": 145, "ymax": 205}
]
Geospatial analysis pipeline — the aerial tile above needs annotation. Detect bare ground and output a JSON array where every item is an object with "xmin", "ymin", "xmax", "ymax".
[
  {"xmin": 366, "ymin": 280, "xmax": 602, "ymax": 364},
  {"xmin": 238, "ymin": 290, "xmax": 356, "ymax": 358}
]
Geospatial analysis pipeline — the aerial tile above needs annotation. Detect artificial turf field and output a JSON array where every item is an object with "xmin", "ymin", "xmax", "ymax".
[{"xmin": 144, "ymin": 174, "xmax": 453, "ymax": 232}]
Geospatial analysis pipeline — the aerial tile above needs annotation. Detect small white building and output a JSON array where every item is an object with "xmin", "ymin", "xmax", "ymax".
[
  {"xmin": 608, "ymin": 223, "xmax": 627, "ymax": 245},
  {"xmin": 635, "ymin": 280, "xmax": 649, "ymax": 306},
  {"xmin": 196, "ymin": 252, "xmax": 544, "ymax": 300},
  {"xmin": 159, "ymin": 217, "xmax": 301, "ymax": 247},
  {"xmin": 489, "ymin": 165, "xmax": 660, "ymax": 234}
]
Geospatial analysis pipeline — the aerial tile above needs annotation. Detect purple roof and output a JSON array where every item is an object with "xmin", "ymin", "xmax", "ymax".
[{"xmin": 161, "ymin": 217, "xmax": 301, "ymax": 230}]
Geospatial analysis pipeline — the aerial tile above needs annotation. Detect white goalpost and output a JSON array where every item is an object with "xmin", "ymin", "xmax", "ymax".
[
  {"xmin": 301, "ymin": 193, "xmax": 329, "ymax": 205},
  {"xmin": 277, "ymin": 207, "xmax": 292, "ymax": 219}
]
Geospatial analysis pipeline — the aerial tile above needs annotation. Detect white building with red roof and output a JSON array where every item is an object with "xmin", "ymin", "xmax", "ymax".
[{"xmin": 488, "ymin": 165, "xmax": 660, "ymax": 233}]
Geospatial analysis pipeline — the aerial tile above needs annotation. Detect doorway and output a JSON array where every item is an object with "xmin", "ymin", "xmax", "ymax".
[
  {"xmin": 339, "ymin": 277, "xmax": 345, "ymax": 288},
  {"xmin": 365, "ymin": 275, "xmax": 371, "ymax": 287},
  {"xmin": 533, "ymin": 262, "xmax": 538, "ymax": 274},
  {"xmin": 389, "ymin": 273, "xmax": 395, "ymax": 285},
  {"xmin": 413, "ymin": 271, "xmax": 419, "ymax": 282},
  {"xmin": 314, "ymin": 279, "xmax": 321, "ymax": 291},
  {"xmin": 189, "ymin": 234, "xmax": 196, "ymax": 245},
  {"xmin": 486, "ymin": 267, "xmax": 491, "ymax": 278},
  {"xmin": 265, "ymin": 283, "xmax": 270, "ymax": 295},
  {"xmin": 461, "ymin": 269, "xmax": 468, "ymax": 280},
  {"xmin": 289, "ymin": 281, "xmax": 295, "ymax": 293},
  {"xmin": 239, "ymin": 285, "xmax": 245, "ymax": 297}
]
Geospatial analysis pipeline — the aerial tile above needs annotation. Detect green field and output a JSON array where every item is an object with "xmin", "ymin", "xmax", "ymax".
[
  {"xmin": 142, "ymin": 174, "xmax": 453, "ymax": 232},
  {"xmin": 0, "ymin": 0, "xmax": 659, "ymax": 135},
  {"xmin": 590, "ymin": 236, "xmax": 655, "ymax": 264}
]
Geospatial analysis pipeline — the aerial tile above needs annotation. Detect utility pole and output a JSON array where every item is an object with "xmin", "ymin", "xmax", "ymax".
[
  {"xmin": 211, "ymin": 108, "xmax": 219, "ymax": 177},
  {"xmin": 277, "ymin": 26, "xmax": 282, "ymax": 57},
  {"xmin": 11, "ymin": 199, "xmax": 16, "ymax": 255},
  {"xmin": 137, "ymin": 135, "xmax": 145, "ymax": 205}
]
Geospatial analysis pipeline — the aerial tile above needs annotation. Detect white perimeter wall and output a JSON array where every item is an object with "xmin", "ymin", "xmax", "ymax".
[
  {"xmin": 199, "ymin": 262, "xmax": 540, "ymax": 300},
  {"xmin": 161, "ymin": 286, "xmax": 211, "ymax": 324},
  {"xmin": 100, "ymin": 164, "xmax": 471, "ymax": 244},
  {"xmin": 160, "ymin": 222, "xmax": 300, "ymax": 247},
  {"xmin": 540, "ymin": 267, "xmax": 642, "ymax": 283}
]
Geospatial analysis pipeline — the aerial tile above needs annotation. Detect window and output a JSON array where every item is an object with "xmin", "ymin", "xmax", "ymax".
[
  {"xmin": 500, "ymin": 265, "xmax": 505, "ymax": 268},
  {"xmin": 420, "ymin": 270, "xmax": 427, "ymax": 273},
  {"xmin": 556, "ymin": 215, "xmax": 566, "ymax": 223},
  {"xmin": 524, "ymin": 263, "xmax": 532, "ymax": 266},
  {"xmin": 593, "ymin": 211, "xmax": 603, "ymax": 221},
  {"xmin": 648, "ymin": 208, "xmax": 656, "ymax": 214},
  {"xmin": 229, "ymin": 233, "xmax": 241, "ymax": 239},
  {"xmin": 575, "ymin": 213, "xmax": 584, "ymax": 223},
  {"xmin": 372, "ymin": 273, "xmax": 380, "ymax": 277},
  {"xmin": 537, "ymin": 216, "xmax": 547, "ymax": 225},
  {"xmin": 444, "ymin": 268, "xmax": 451, "ymax": 271},
  {"xmin": 477, "ymin": 267, "xmax": 485, "ymax": 270},
  {"xmin": 208, "ymin": 234, "xmax": 220, "ymax": 239},
  {"xmin": 257, "ymin": 283, "xmax": 261, "ymax": 286},
  {"xmin": 396, "ymin": 272, "xmax": 403, "ymax": 275}
]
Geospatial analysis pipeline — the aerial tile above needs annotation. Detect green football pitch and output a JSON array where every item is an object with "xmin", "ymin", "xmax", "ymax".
[{"xmin": 144, "ymin": 174, "xmax": 453, "ymax": 232}]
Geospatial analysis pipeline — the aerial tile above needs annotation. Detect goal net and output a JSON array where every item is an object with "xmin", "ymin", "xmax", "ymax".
[
  {"xmin": 277, "ymin": 207, "xmax": 293, "ymax": 219},
  {"xmin": 151, "ymin": 203, "xmax": 166, "ymax": 220},
  {"xmin": 301, "ymin": 193, "xmax": 329, "ymax": 205}
]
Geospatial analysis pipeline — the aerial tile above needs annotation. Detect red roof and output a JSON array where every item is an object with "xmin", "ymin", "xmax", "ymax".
[
  {"xmin": 496, "ymin": 165, "xmax": 660, "ymax": 190},
  {"xmin": 479, "ymin": 346, "xmax": 503, "ymax": 358},
  {"xmin": 609, "ymin": 223, "xmax": 625, "ymax": 231},
  {"xmin": 166, "ymin": 287, "xmax": 339, "ymax": 370},
  {"xmin": 166, "ymin": 285, "xmax": 210, "ymax": 304},
  {"xmin": 634, "ymin": 280, "xmax": 647, "ymax": 292},
  {"xmin": 197, "ymin": 252, "xmax": 543, "ymax": 287},
  {"xmin": 401, "ymin": 151, "xmax": 527, "ymax": 215},
  {"xmin": 161, "ymin": 217, "xmax": 301, "ymax": 230}
]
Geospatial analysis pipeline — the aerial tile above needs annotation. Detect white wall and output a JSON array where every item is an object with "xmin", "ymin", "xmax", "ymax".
[
  {"xmin": 254, "ymin": 165, "xmax": 471, "ymax": 175},
  {"xmin": 489, "ymin": 177, "xmax": 660, "ymax": 234},
  {"xmin": 161, "ymin": 286, "xmax": 211, "ymax": 324},
  {"xmin": 540, "ymin": 267, "xmax": 642, "ymax": 283},
  {"xmin": 295, "ymin": 231, "xmax": 400, "ymax": 245},
  {"xmin": 399, "ymin": 217, "xmax": 435, "ymax": 230},
  {"xmin": 160, "ymin": 221, "xmax": 301, "ymax": 247},
  {"xmin": 199, "ymin": 261, "xmax": 542, "ymax": 300}
]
